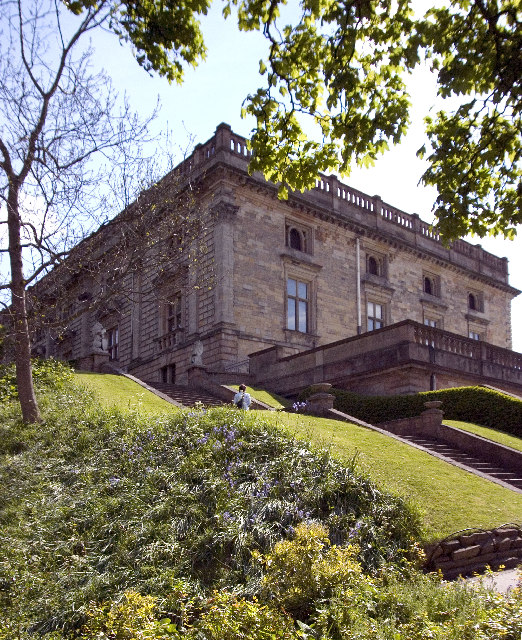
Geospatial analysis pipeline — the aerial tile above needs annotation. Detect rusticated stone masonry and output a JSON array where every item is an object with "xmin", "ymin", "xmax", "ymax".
[{"xmin": 425, "ymin": 525, "xmax": 522, "ymax": 579}]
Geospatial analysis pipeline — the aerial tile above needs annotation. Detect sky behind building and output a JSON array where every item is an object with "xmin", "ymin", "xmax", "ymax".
[
  {"xmin": 5, "ymin": 1, "xmax": 521, "ymax": 351},
  {"xmin": 89, "ymin": 2, "xmax": 522, "ymax": 350}
]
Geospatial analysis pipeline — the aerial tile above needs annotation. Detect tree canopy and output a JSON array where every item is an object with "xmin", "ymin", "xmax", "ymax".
[{"xmin": 66, "ymin": 0, "xmax": 521, "ymax": 241}]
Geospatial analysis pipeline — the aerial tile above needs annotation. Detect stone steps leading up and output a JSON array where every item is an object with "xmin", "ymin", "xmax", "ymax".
[
  {"xmin": 145, "ymin": 382, "xmax": 227, "ymax": 408},
  {"xmin": 401, "ymin": 434, "xmax": 522, "ymax": 491}
]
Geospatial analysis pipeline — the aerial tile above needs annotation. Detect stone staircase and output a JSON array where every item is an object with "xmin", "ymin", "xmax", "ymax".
[
  {"xmin": 400, "ymin": 434, "xmax": 522, "ymax": 492},
  {"xmin": 146, "ymin": 382, "xmax": 227, "ymax": 408}
]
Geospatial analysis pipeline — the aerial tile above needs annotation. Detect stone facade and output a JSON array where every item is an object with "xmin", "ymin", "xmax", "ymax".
[{"xmin": 25, "ymin": 123, "xmax": 521, "ymax": 394}]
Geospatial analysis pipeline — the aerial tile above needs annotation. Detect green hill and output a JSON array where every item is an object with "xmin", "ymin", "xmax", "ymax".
[{"xmin": 1, "ymin": 364, "xmax": 521, "ymax": 639}]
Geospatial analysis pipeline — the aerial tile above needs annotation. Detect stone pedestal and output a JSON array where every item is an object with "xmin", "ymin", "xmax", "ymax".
[
  {"xmin": 78, "ymin": 352, "xmax": 110, "ymax": 373},
  {"xmin": 307, "ymin": 383, "xmax": 335, "ymax": 416},
  {"xmin": 187, "ymin": 364, "xmax": 209, "ymax": 389},
  {"xmin": 421, "ymin": 400, "xmax": 444, "ymax": 434}
]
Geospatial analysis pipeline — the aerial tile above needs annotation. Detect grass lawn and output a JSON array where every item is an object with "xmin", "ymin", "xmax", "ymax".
[
  {"xmin": 444, "ymin": 419, "xmax": 522, "ymax": 452},
  {"xmin": 71, "ymin": 375, "xmax": 522, "ymax": 542},
  {"xmin": 270, "ymin": 412, "xmax": 522, "ymax": 542},
  {"xmin": 75, "ymin": 372, "xmax": 180, "ymax": 415}
]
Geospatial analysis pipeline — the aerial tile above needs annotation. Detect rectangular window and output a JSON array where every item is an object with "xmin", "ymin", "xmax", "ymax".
[
  {"xmin": 367, "ymin": 301, "xmax": 384, "ymax": 331},
  {"xmin": 161, "ymin": 364, "xmax": 176, "ymax": 384},
  {"xmin": 469, "ymin": 331, "xmax": 480, "ymax": 341},
  {"xmin": 107, "ymin": 327, "xmax": 119, "ymax": 360},
  {"xmin": 287, "ymin": 278, "xmax": 308, "ymax": 333},
  {"xmin": 424, "ymin": 318, "xmax": 438, "ymax": 328},
  {"xmin": 166, "ymin": 293, "xmax": 182, "ymax": 333}
]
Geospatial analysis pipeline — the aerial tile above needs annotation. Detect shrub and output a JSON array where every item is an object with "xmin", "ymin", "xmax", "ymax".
[
  {"xmin": 0, "ymin": 358, "xmax": 73, "ymax": 403},
  {"xmin": 79, "ymin": 591, "xmax": 162, "ymax": 640},
  {"xmin": 256, "ymin": 522, "xmax": 366, "ymax": 619},
  {"xmin": 299, "ymin": 386, "xmax": 522, "ymax": 436},
  {"xmin": 188, "ymin": 591, "xmax": 298, "ymax": 640},
  {"xmin": 0, "ymin": 380, "xmax": 421, "ymax": 632}
]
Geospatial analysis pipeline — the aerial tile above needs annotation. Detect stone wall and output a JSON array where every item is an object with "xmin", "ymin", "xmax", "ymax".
[
  {"xmin": 426, "ymin": 525, "xmax": 522, "ymax": 579},
  {"xmin": 249, "ymin": 320, "xmax": 522, "ymax": 397}
]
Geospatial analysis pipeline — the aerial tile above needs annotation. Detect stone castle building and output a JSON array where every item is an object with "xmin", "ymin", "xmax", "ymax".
[{"xmin": 26, "ymin": 123, "xmax": 522, "ymax": 397}]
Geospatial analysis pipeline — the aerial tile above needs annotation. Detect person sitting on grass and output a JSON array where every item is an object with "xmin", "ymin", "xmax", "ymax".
[{"xmin": 233, "ymin": 384, "xmax": 251, "ymax": 410}]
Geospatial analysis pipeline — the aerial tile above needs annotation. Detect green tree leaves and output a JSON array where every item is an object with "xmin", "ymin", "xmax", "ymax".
[{"xmin": 62, "ymin": 0, "xmax": 521, "ymax": 239}]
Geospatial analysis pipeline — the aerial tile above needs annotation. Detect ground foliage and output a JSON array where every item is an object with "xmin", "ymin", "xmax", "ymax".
[
  {"xmin": 1, "ymin": 365, "xmax": 521, "ymax": 639},
  {"xmin": 0, "ymin": 366, "xmax": 421, "ymax": 634},
  {"xmin": 299, "ymin": 385, "xmax": 522, "ymax": 437}
]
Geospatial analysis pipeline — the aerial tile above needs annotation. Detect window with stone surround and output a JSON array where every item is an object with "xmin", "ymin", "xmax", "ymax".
[
  {"xmin": 285, "ymin": 222, "xmax": 312, "ymax": 254},
  {"xmin": 468, "ymin": 290, "xmax": 484, "ymax": 312},
  {"xmin": 366, "ymin": 253, "xmax": 386, "ymax": 277},
  {"xmin": 423, "ymin": 272, "xmax": 441, "ymax": 297},
  {"xmin": 165, "ymin": 292, "xmax": 182, "ymax": 333},
  {"xmin": 367, "ymin": 301, "xmax": 385, "ymax": 331},
  {"xmin": 287, "ymin": 277, "xmax": 309, "ymax": 333},
  {"xmin": 107, "ymin": 326, "xmax": 119, "ymax": 361},
  {"xmin": 469, "ymin": 330, "xmax": 480, "ymax": 341}
]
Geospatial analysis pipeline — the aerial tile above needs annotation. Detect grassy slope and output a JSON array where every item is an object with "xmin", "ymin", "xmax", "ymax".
[
  {"xmin": 75, "ymin": 373, "xmax": 180, "ymax": 415},
  {"xmin": 74, "ymin": 374, "xmax": 522, "ymax": 541},
  {"xmin": 443, "ymin": 419, "xmax": 522, "ymax": 453},
  {"xmin": 270, "ymin": 412, "xmax": 522, "ymax": 541}
]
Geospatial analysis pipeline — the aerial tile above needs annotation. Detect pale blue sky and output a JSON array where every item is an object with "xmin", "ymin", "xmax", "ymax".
[
  {"xmin": 87, "ymin": 2, "xmax": 521, "ymax": 350},
  {"xmin": 6, "ymin": 2, "xmax": 520, "ymax": 350}
]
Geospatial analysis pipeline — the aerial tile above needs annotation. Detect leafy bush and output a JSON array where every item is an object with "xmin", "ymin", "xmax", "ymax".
[
  {"xmin": 299, "ymin": 386, "xmax": 522, "ymax": 436},
  {"xmin": 186, "ymin": 591, "xmax": 298, "ymax": 640},
  {"xmin": 79, "ymin": 591, "xmax": 164, "ymax": 640},
  {"xmin": 0, "ymin": 379, "xmax": 421, "ymax": 633},
  {"xmin": 256, "ymin": 522, "xmax": 366, "ymax": 618},
  {"xmin": 0, "ymin": 358, "xmax": 73, "ymax": 403}
]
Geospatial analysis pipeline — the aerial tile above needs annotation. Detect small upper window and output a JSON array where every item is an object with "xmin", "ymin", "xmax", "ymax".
[
  {"xmin": 365, "ymin": 253, "xmax": 385, "ymax": 277},
  {"xmin": 423, "ymin": 273, "xmax": 440, "ymax": 297},
  {"xmin": 469, "ymin": 331, "xmax": 480, "ymax": 341},
  {"xmin": 367, "ymin": 256, "xmax": 379, "ymax": 275},
  {"xmin": 467, "ymin": 290, "xmax": 483, "ymax": 312},
  {"xmin": 285, "ymin": 223, "xmax": 310, "ymax": 254}
]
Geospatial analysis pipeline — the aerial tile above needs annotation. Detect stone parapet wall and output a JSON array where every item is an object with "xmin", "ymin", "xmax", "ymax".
[
  {"xmin": 426, "ymin": 526, "xmax": 522, "ymax": 579},
  {"xmin": 250, "ymin": 320, "xmax": 522, "ymax": 397}
]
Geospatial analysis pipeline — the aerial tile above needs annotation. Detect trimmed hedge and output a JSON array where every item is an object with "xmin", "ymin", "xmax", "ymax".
[{"xmin": 298, "ymin": 386, "xmax": 522, "ymax": 437}]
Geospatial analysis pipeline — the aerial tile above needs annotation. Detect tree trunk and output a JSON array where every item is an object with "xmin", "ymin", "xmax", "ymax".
[{"xmin": 7, "ymin": 186, "xmax": 41, "ymax": 423}]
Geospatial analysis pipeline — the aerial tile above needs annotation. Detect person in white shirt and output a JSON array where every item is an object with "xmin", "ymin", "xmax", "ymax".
[{"xmin": 233, "ymin": 383, "xmax": 251, "ymax": 410}]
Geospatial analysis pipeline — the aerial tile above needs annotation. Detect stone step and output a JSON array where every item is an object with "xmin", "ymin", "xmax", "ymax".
[
  {"xmin": 145, "ymin": 382, "xmax": 227, "ymax": 408},
  {"xmin": 400, "ymin": 435, "xmax": 522, "ymax": 492}
]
